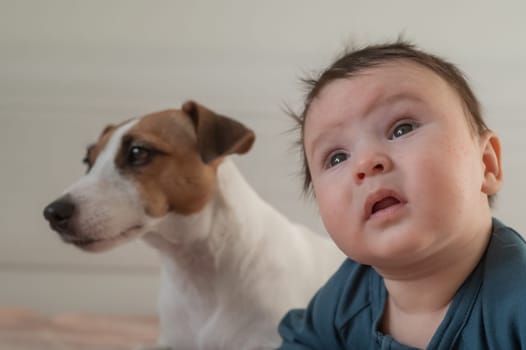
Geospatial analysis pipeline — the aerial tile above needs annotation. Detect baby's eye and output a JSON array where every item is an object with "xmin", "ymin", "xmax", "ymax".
[
  {"xmin": 389, "ymin": 121, "xmax": 419, "ymax": 139},
  {"xmin": 326, "ymin": 152, "xmax": 349, "ymax": 168}
]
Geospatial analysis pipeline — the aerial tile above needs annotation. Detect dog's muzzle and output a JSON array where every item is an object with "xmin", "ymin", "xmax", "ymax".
[{"xmin": 43, "ymin": 195, "xmax": 76, "ymax": 235}]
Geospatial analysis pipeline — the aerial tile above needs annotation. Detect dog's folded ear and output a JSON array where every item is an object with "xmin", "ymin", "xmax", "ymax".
[{"xmin": 182, "ymin": 100, "xmax": 256, "ymax": 164}]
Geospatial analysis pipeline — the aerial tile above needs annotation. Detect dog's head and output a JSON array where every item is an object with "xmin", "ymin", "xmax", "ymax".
[{"xmin": 43, "ymin": 101, "xmax": 255, "ymax": 252}]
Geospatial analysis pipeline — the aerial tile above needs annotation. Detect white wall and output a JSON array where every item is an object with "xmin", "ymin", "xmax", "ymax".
[{"xmin": 1, "ymin": 0, "xmax": 525, "ymax": 315}]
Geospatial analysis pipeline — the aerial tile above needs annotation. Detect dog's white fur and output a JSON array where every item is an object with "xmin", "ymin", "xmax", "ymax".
[{"xmin": 44, "ymin": 102, "xmax": 344, "ymax": 350}]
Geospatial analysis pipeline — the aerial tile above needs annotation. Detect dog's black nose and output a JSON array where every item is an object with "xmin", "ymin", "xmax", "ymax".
[{"xmin": 43, "ymin": 196, "xmax": 75, "ymax": 231}]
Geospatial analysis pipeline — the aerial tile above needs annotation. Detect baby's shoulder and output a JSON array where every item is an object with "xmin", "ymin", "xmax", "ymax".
[
  {"xmin": 482, "ymin": 220, "xmax": 526, "ymax": 308},
  {"xmin": 486, "ymin": 220, "xmax": 526, "ymax": 274},
  {"xmin": 321, "ymin": 258, "xmax": 374, "ymax": 297},
  {"xmin": 317, "ymin": 259, "xmax": 380, "ymax": 325},
  {"xmin": 470, "ymin": 221, "xmax": 526, "ymax": 345}
]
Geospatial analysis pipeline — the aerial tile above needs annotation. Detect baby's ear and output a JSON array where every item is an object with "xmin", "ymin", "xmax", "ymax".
[{"xmin": 480, "ymin": 130, "xmax": 503, "ymax": 195}]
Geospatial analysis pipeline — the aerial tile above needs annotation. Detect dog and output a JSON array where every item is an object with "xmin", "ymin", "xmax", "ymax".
[{"xmin": 43, "ymin": 101, "xmax": 345, "ymax": 349}]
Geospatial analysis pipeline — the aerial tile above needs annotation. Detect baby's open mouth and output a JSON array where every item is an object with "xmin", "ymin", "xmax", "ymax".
[{"xmin": 372, "ymin": 196, "xmax": 401, "ymax": 215}]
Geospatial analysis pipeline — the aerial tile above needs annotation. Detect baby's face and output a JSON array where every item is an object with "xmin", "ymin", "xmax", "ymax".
[{"xmin": 304, "ymin": 61, "xmax": 496, "ymax": 269}]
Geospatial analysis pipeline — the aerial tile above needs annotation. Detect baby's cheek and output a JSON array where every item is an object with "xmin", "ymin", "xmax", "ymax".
[
  {"xmin": 317, "ymin": 194, "xmax": 349, "ymax": 245},
  {"xmin": 414, "ymin": 156, "xmax": 470, "ymax": 221}
]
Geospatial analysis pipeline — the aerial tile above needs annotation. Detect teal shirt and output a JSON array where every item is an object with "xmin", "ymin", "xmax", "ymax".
[{"xmin": 278, "ymin": 219, "xmax": 526, "ymax": 349}]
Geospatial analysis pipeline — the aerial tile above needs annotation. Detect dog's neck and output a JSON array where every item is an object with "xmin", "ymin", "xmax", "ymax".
[{"xmin": 142, "ymin": 159, "xmax": 263, "ymax": 286}]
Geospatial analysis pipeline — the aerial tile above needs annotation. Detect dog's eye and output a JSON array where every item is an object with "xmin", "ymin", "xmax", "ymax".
[{"xmin": 128, "ymin": 146, "xmax": 152, "ymax": 166}]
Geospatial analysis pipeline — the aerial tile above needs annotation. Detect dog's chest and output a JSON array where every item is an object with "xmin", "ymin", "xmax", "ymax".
[{"xmin": 156, "ymin": 256, "xmax": 282, "ymax": 348}]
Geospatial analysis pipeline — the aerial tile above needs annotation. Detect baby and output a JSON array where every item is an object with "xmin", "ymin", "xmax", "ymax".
[{"xmin": 277, "ymin": 41, "xmax": 526, "ymax": 349}]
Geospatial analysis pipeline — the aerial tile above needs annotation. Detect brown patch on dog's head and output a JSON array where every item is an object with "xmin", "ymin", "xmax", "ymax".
[
  {"xmin": 114, "ymin": 103, "xmax": 255, "ymax": 217},
  {"xmin": 83, "ymin": 120, "xmax": 134, "ymax": 171}
]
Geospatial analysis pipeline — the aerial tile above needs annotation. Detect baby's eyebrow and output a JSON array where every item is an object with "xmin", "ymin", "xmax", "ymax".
[
  {"xmin": 364, "ymin": 91, "xmax": 425, "ymax": 116},
  {"xmin": 306, "ymin": 129, "xmax": 341, "ymax": 161}
]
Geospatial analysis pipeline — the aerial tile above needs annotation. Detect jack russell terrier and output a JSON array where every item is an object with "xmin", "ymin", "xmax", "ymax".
[{"xmin": 43, "ymin": 101, "xmax": 344, "ymax": 350}]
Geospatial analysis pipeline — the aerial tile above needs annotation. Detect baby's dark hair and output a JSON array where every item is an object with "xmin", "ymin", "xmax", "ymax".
[{"xmin": 291, "ymin": 40, "xmax": 495, "ymax": 204}]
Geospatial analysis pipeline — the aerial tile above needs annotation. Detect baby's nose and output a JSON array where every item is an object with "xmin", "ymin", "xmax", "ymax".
[{"xmin": 354, "ymin": 153, "xmax": 392, "ymax": 183}]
